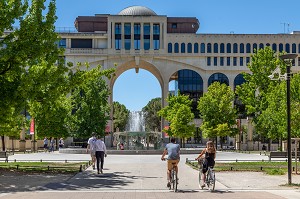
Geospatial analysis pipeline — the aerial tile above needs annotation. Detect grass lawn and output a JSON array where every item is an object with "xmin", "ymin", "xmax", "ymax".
[
  {"xmin": 187, "ymin": 161, "xmax": 300, "ymax": 175},
  {"xmin": 0, "ymin": 162, "xmax": 88, "ymax": 173}
]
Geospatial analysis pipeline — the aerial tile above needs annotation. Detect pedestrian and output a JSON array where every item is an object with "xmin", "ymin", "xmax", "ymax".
[
  {"xmin": 43, "ymin": 137, "xmax": 48, "ymax": 152},
  {"xmin": 87, "ymin": 132, "xmax": 97, "ymax": 170},
  {"xmin": 59, "ymin": 138, "xmax": 64, "ymax": 148},
  {"xmin": 49, "ymin": 137, "xmax": 55, "ymax": 152},
  {"xmin": 94, "ymin": 135, "xmax": 107, "ymax": 174}
]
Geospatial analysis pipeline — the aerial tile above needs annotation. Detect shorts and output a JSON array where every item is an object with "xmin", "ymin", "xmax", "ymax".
[
  {"xmin": 90, "ymin": 151, "xmax": 96, "ymax": 157},
  {"xmin": 167, "ymin": 159, "xmax": 179, "ymax": 170}
]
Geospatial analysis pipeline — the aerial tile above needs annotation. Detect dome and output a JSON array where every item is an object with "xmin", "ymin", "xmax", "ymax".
[{"xmin": 118, "ymin": 6, "xmax": 157, "ymax": 16}]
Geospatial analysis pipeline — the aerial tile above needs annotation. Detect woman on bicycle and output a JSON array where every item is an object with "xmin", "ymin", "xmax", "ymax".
[{"xmin": 195, "ymin": 141, "xmax": 216, "ymax": 188}]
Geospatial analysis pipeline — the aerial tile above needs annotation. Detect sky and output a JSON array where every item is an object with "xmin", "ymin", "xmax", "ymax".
[{"xmin": 52, "ymin": 0, "xmax": 300, "ymax": 111}]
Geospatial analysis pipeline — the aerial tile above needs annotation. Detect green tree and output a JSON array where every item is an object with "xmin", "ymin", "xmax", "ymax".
[
  {"xmin": 198, "ymin": 82, "xmax": 237, "ymax": 146},
  {"xmin": 113, "ymin": 101, "xmax": 130, "ymax": 132},
  {"xmin": 142, "ymin": 97, "xmax": 161, "ymax": 132},
  {"xmin": 0, "ymin": 0, "xmax": 60, "ymax": 150},
  {"xmin": 71, "ymin": 64, "xmax": 115, "ymax": 139},
  {"xmin": 158, "ymin": 92, "xmax": 195, "ymax": 140}
]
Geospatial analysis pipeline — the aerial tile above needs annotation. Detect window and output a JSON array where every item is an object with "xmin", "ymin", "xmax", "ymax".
[
  {"xmin": 233, "ymin": 43, "xmax": 238, "ymax": 53},
  {"xmin": 253, "ymin": 43, "xmax": 257, "ymax": 53},
  {"xmin": 298, "ymin": 57, "xmax": 300, "ymax": 66},
  {"xmin": 207, "ymin": 43, "xmax": 212, "ymax": 53},
  {"xmin": 246, "ymin": 57, "xmax": 250, "ymax": 65},
  {"xmin": 279, "ymin": 43, "xmax": 283, "ymax": 52},
  {"xmin": 187, "ymin": 43, "xmax": 192, "ymax": 53},
  {"xmin": 214, "ymin": 43, "xmax": 218, "ymax": 53},
  {"xmin": 240, "ymin": 57, "xmax": 243, "ymax": 66},
  {"xmin": 220, "ymin": 43, "xmax": 225, "ymax": 53},
  {"xmin": 194, "ymin": 43, "xmax": 199, "ymax": 53},
  {"xmin": 144, "ymin": 23, "xmax": 150, "ymax": 50},
  {"xmin": 227, "ymin": 57, "xmax": 230, "ymax": 66},
  {"xmin": 181, "ymin": 43, "xmax": 186, "ymax": 53},
  {"xmin": 246, "ymin": 43, "xmax": 251, "ymax": 53},
  {"xmin": 259, "ymin": 43, "xmax": 264, "ymax": 49},
  {"xmin": 226, "ymin": 43, "xmax": 231, "ymax": 53},
  {"xmin": 285, "ymin": 43, "xmax": 290, "ymax": 53},
  {"xmin": 220, "ymin": 57, "xmax": 224, "ymax": 66},
  {"xmin": 272, "ymin": 43, "xmax": 277, "ymax": 52},
  {"xmin": 168, "ymin": 43, "xmax": 172, "ymax": 53},
  {"xmin": 172, "ymin": 23, "xmax": 177, "ymax": 29},
  {"xmin": 200, "ymin": 43, "xmax": 205, "ymax": 53},
  {"xmin": 58, "ymin": 38, "xmax": 66, "ymax": 48},
  {"xmin": 124, "ymin": 23, "xmax": 131, "ymax": 50},
  {"xmin": 233, "ymin": 57, "xmax": 237, "ymax": 66},
  {"xmin": 240, "ymin": 43, "xmax": 244, "ymax": 53},
  {"xmin": 134, "ymin": 23, "xmax": 141, "ymax": 50},
  {"xmin": 292, "ymin": 43, "xmax": 296, "ymax": 53},
  {"xmin": 266, "ymin": 43, "xmax": 270, "ymax": 47},
  {"xmin": 115, "ymin": 23, "xmax": 122, "ymax": 50},
  {"xmin": 214, "ymin": 57, "xmax": 218, "ymax": 66},
  {"xmin": 207, "ymin": 57, "xmax": 211, "ymax": 66},
  {"xmin": 153, "ymin": 24, "xmax": 160, "ymax": 50},
  {"xmin": 208, "ymin": 73, "xmax": 229, "ymax": 86},
  {"xmin": 174, "ymin": 43, "xmax": 179, "ymax": 53},
  {"xmin": 71, "ymin": 39, "xmax": 92, "ymax": 48}
]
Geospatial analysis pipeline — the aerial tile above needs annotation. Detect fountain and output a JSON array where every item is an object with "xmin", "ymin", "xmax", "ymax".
[{"xmin": 113, "ymin": 111, "xmax": 162, "ymax": 150}]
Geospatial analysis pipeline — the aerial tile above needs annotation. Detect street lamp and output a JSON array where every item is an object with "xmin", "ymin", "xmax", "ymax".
[{"xmin": 270, "ymin": 53, "xmax": 297, "ymax": 185}]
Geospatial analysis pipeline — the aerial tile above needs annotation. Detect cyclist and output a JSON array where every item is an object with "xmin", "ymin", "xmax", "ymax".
[
  {"xmin": 161, "ymin": 137, "xmax": 180, "ymax": 188},
  {"xmin": 195, "ymin": 141, "xmax": 216, "ymax": 188}
]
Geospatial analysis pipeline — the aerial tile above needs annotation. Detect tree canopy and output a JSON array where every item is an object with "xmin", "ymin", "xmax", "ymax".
[{"xmin": 142, "ymin": 97, "xmax": 161, "ymax": 132}]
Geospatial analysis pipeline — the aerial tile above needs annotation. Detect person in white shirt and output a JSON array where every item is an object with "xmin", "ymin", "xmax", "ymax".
[
  {"xmin": 94, "ymin": 135, "xmax": 107, "ymax": 174},
  {"xmin": 87, "ymin": 132, "xmax": 97, "ymax": 170}
]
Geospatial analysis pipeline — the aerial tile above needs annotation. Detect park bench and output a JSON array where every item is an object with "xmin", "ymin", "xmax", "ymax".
[
  {"xmin": 269, "ymin": 151, "xmax": 300, "ymax": 161},
  {"xmin": 0, "ymin": 151, "xmax": 8, "ymax": 162}
]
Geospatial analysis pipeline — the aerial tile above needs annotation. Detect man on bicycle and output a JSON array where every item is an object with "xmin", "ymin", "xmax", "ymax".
[{"xmin": 161, "ymin": 137, "xmax": 180, "ymax": 188}]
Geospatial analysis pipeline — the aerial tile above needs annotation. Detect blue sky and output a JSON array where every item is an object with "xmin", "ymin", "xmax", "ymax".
[{"xmin": 53, "ymin": 0, "xmax": 300, "ymax": 111}]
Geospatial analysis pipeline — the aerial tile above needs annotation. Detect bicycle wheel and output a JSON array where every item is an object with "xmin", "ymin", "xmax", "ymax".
[
  {"xmin": 207, "ymin": 168, "xmax": 215, "ymax": 191},
  {"xmin": 171, "ymin": 169, "xmax": 178, "ymax": 192},
  {"xmin": 198, "ymin": 168, "xmax": 204, "ymax": 189}
]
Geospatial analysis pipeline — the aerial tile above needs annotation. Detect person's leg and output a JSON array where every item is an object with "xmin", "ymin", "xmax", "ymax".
[
  {"xmin": 91, "ymin": 153, "xmax": 95, "ymax": 169},
  {"xmin": 95, "ymin": 151, "xmax": 100, "ymax": 173},
  {"xmin": 99, "ymin": 151, "xmax": 104, "ymax": 173}
]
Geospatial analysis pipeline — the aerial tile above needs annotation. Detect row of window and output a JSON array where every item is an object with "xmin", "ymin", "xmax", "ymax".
[
  {"xmin": 168, "ymin": 42, "xmax": 300, "ymax": 54},
  {"xmin": 207, "ymin": 57, "xmax": 251, "ymax": 66}
]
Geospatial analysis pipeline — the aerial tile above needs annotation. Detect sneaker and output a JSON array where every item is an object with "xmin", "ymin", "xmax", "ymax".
[
  {"xmin": 201, "ymin": 184, "xmax": 205, "ymax": 188},
  {"xmin": 97, "ymin": 170, "xmax": 100, "ymax": 174},
  {"xmin": 92, "ymin": 165, "xmax": 95, "ymax": 170},
  {"xmin": 167, "ymin": 182, "xmax": 171, "ymax": 188},
  {"xmin": 100, "ymin": 169, "xmax": 103, "ymax": 174}
]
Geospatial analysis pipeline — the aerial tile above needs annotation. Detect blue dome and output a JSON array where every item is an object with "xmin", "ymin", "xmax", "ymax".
[{"xmin": 118, "ymin": 6, "xmax": 157, "ymax": 16}]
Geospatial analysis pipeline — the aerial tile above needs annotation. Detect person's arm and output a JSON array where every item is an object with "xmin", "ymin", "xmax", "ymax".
[
  {"xmin": 161, "ymin": 148, "xmax": 168, "ymax": 160},
  {"xmin": 195, "ymin": 149, "xmax": 206, "ymax": 160}
]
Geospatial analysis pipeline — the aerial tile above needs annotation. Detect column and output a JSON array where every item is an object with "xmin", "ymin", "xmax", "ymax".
[
  {"xmin": 159, "ymin": 23, "xmax": 163, "ymax": 50},
  {"xmin": 131, "ymin": 22, "xmax": 134, "ymax": 51},
  {"xmin": 111, "ymin": 22, "xmax": 115, "ymax": 49},
  {"xmin": 121, "ymin": 22, "xmax": 124, "ymax": 50},
  {"xmin": 150, "ymin": 23, "xmax": 153, "ymax": 50}
]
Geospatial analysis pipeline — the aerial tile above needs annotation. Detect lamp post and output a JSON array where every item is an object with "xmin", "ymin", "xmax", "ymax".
[{"xmin": 279, "ymin": 53, "xmax": 297, "ymax": 185}]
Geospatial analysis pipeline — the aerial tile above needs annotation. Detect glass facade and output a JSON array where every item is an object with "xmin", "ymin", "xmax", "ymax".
[
  {"xmin": 153, "ymin": 24, "xmax": 160, "ymax": 50},
  {"xmin": 115, "ymin": 23, "xmax": 121, "ymax": 50},
  {"xmin": 208, "ymin": 73, "xmax": 229, "ymax": 86},
  {"xmin": 134, "ymin": 23, "xmax": 141, "ymax": 50},
  {"xmin": 144, "ymin": 23, "xmax": 150, "ymax": 50},
  {"xmin": 124, "ymin": 23, "xmax": 131, "ymax": 50}
]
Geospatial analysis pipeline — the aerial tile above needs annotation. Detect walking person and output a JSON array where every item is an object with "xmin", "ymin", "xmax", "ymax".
[
  {"xmin": 87, "ymin": 132, "xmax": 97, "ymax": 169},
  {"xmin": 58, "ymin": 138, "xmax": 64, "ymax": 148},
  {"xmin": 49, "ymin": 137, "xmax": 55, "ymax": 152},
  {"xmin": 43, "ymin": 137, "xmax": 48, "ymax": 152},
  {"xmin": 94, "ymin": 135, "xmax": 107, "ymax": 174}
]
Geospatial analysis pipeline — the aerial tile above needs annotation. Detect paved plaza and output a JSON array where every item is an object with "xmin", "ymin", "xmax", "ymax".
[{"xmin": 0, "ymin": 151, "xmax": 300, "ymax": 199}]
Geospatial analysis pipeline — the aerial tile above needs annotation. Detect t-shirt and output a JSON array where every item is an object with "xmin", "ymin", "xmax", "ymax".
[
  {"xmin": 87, "ymin": 136, "xmax": 96, "ymax": 151},
  {"xmin": 94, "ymin": 139, "xmax": 107, "ymax": 153},
  {"xmin": 165, "ymin": 143, "xmax": 180, "ymax": 160}
]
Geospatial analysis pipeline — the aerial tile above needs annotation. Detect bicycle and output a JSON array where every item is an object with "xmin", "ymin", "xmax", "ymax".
[
  {"xmin": 162, "ymin": 159, "xmax": 178, "ymax": 192},
  {"xmin": 198, "ymin": 159, "xmax": 215, "ymax": 191}
]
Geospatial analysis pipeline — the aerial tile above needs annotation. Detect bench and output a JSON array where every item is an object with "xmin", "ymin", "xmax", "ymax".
[
  {"xmin": 0, "ymin": 151, "xmax": 8, "ymax": 162},
  {"xmin": 269, "ymin": 151, "xmax": 300, "ymax": 161}
]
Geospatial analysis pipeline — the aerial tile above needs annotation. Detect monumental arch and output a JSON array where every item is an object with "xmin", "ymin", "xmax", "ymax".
[{"xmin": 58, "ymin": 5, "xmax": 300, "ymax": 146}]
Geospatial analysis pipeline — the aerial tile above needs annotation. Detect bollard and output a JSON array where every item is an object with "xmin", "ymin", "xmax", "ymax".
[
  {"xmin": 48, "ymin": 166, "xmax": 50, "ymax": 171},
  {"xmin": 231, "ymin": 167, "xmax": 233, "ymax": 170},
  {"xmin": 186, "ymin": 158, "xmax": 188, "ymax": 163},
  {"xmin": 79, "ymin": 165, "xmax": 82, "ymax": 172},
  {"xmin": 14, "ymin": 159, "xmax": 16, "ymax": 162},
  {"xmin": 260, "ymin": 152, "xmax": 261, "ymax": 155},
  {"xmin": 236, "ymin": 159, "xmax": 238, "ymax": 162},
  {"xmin": 40, "ymin": 159, "xmax": 42, "ymax": 162},
  {"xmin": 261, "ymin": 167, "xmax": 263, "ymax": 170},
  {"xmin": 17, "ymin": 165, "xmax": 19, "ymax": 170},
  {"xmin": 293, "ymin": 167, "xmax": 295, "ymax": 171},
  {"xmin": 65, "ymin": 160, "xmax": 67, "ymax": 163}
]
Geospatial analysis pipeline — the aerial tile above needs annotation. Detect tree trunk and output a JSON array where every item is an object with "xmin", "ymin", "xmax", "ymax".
[{"xmin": 1, "ymin": 136, "xmax": 5, "ymax": 151}]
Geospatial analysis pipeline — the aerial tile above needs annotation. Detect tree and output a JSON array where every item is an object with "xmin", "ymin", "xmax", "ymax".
[
  {"xmin": 71, "ymin": 64, "xmax": 115, "ymax": 139},
  {"xmin": 113, "ymin": 101, "xmax": 130, "ymax": 132},
  {"xmin": 0, "ymin": 0, "xmax": 60, "ymax": 150},
  {"xmin": 158, "ymin": 92, "xmax": 195, "ymax": 140},
  {"xmin": 142, "ymin": 97, "xmax": 161, "ymax": 132},
  {"xmin": 198, "ymin": 82, "xmax": 237, "ymax": 146}
]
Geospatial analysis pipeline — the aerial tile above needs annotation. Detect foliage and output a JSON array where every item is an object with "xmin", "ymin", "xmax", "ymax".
[
  {"xmin": 142, "ymin": 97, "xmax": 161, "ymax": 132},
  {"xmin": 113, "ymin": 101, "xmax": 130, "ymax": 132},
  {"xmin": 158, "ymin": 92, "xmax": 195, "ymax": 138},
  {"xmin": 70, "ymin": 64, "xmax": 115, "ymax": 139},
  {"xmin": 198, "ymin": 82, "xmax": 237, "ymax": 139}
]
